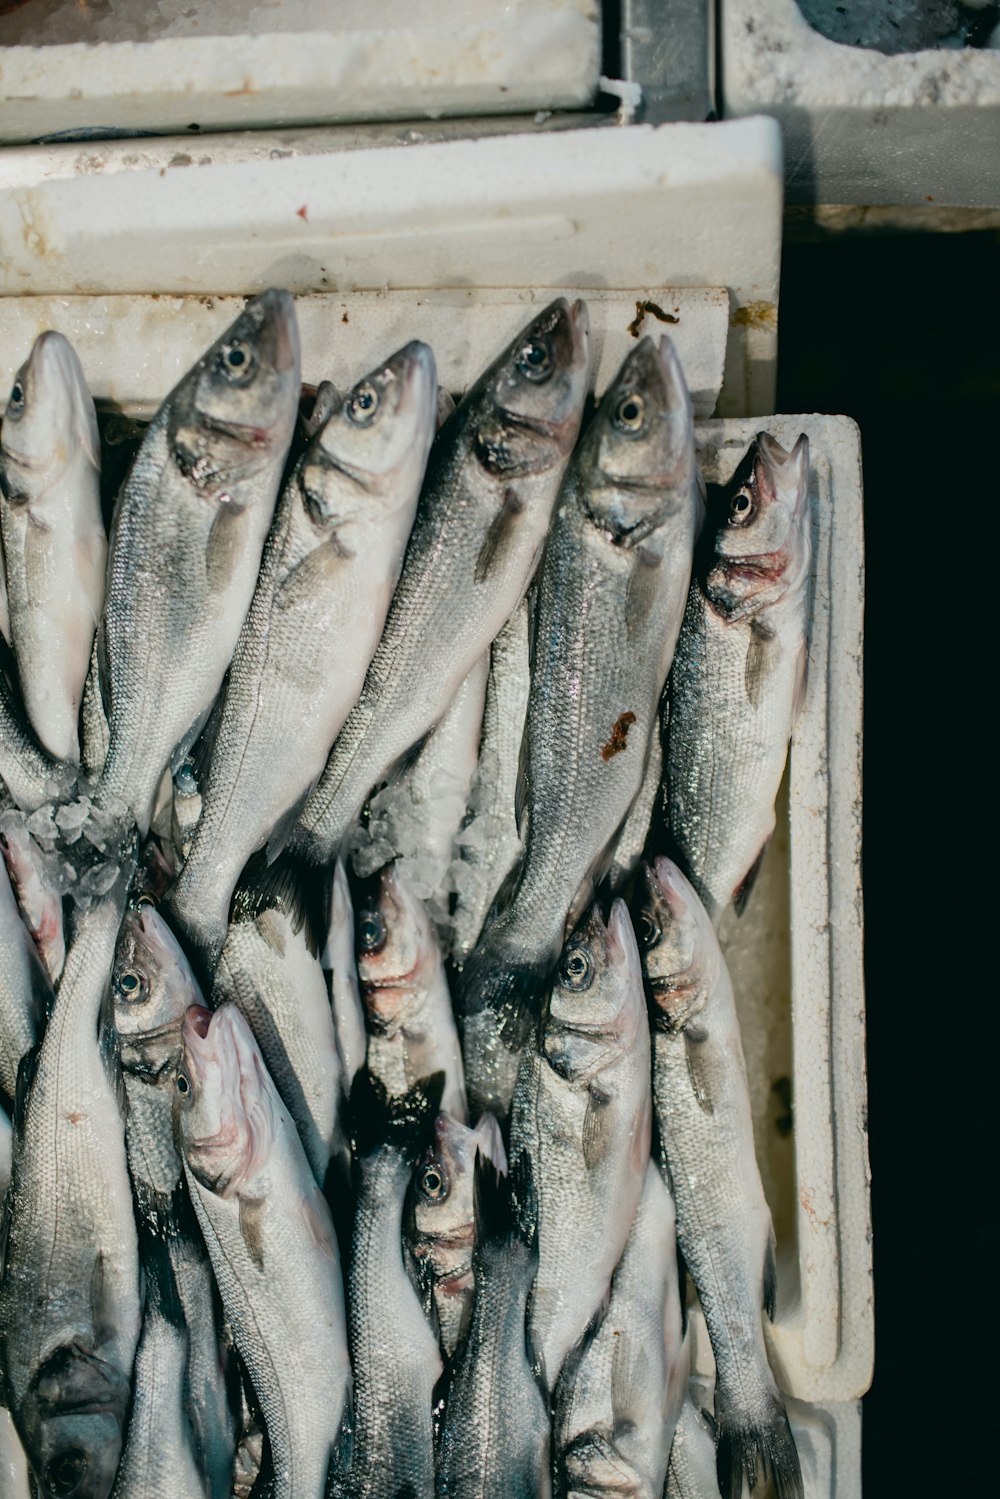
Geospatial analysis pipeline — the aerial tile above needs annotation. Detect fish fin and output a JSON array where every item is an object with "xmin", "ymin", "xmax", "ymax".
[
  {"xmin": 610, "ymin": 1331, "xmax": 646, "ymax": 1439},
  {"xmin": 474, "ymin": 487, "xmax": 526, "ymax": 584},
  {"xmin": 581, "ymin": 1082, "xmax": 614, "ymax": 1170},
  {"xmin": 90, "ymin": 1253, "xmax": 121, "ymax": 1347},
  {"xmin": 513, "ymin": 722, "xmax": 530, "ymax": 841},
  {"xmin": 714, "ymin": 1396, "xmax": 803, "ymax": 1499},
  {"xmin": 744, "ymin": 618, "xmax": 776, "ymax": 711},
  {"xmin": 262, "ymin": 785, "xmax": 315, "ymax": 867},
  {"xmin": 98, "ymin": 1008, "xmax": 129, "ymax": 1119},
  {"xmin": 763, "ymin": 1224, "xmax": 778, "ymax": 1322},
  {"xmin": 792, "ymin": 637, "xmax": 808, "ymax": 725},
  {"xmin": 733, "ymin": 839, "xmax": 770, "ymax": 917},
  {"xmin": 11, "ymin": 1042, "xmax": 41, "ymax": 1136},
  {"xmin": 625, "ymin": 542, "xmax": 662, "ymax": 636},
  {"xmin": 470, "ymin": 1112, "xmax": 508, "ymax": 1176},
  {"xmin": 205, "ymin": 502, "xmax": 246, "ymax": 596},
  {"xmin": 135, "ymin": 1223, "xmax": 186, "ymax": 1330},
  {"xmin": 675, "ymin": 1234, "xmax": 690, "ymax": 1336},
  {"xmin": 349, "ymin": 1068, "xmax": 444, "ymax": 1164},
  {"xmin": 171, "ymin": 703, "xmax": 214, "ymax": 779},
  {"xmin": 682, "ymin": 1024, "xmax": 715, "ymax": 1116},
  {"xmin": 230, "ymin": 850, "xmax": 329, "ymax": 959},
  {"xmin": 471, "ymin": 1150, "xmax": 516, "ymax": 1252},
  {"xmin": 238, "ymin": 1196, "xmax": 267, "ymax": 1273}
]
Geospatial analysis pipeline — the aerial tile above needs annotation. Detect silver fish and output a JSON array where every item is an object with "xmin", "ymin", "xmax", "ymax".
[
  {"xmin": 0, "ymin": 852, "xmax": 52, "ymax": 1107},
  {"xmin": 354, "ymin": 861, "xmax": 466, "ymax": 1122},
  {"xmin": 177, "ymin": 1003, "xmax": 350, "ymax": 1499},
  {"xmin": 665, "ymin": 1375, "xmax": 723, "ymax": 1499},
  {"xmin": 212, "ymin": 858, "xmax": 346, "ymax": 1187},
  {"xmin": 407, "ymin": 1111, "xmax": 506, "ymax": 1359},
  {"xmin": 325, "ymin": 855, "xmax": 367, "ymax": 1096},
  {"xmin": 459, "ymin": 337, "xmax": 699, "ymax": 1114},
  {"xmin": 341, "ymin": 1071, "xmax": 443, "ymax": 1499},
  {"xmin": 663, "ymin": 432, "xmax": 811, "ymax": 923},
  {"xmin": 94, "ymin": 289, "xmax": 300, "ymax": 834},
  {"xmin": 0, "ymin": 332, "xmax": 106, "ymax": 764},
  {"xmin": 508, "ymin": 899, "xmax": 651, "ymax": 1393},
  {"xmin": 166, "ymin": 342, "xmax": 434, "ymax": 969},
  {"xmin": 111, "ymin": 906, "xmax": 236, "ymax": 1499},
  {"xmin": 435, "ymin": 1155, "xmax": 551, "ymax": 1498},
  {"xmin": 605, "ymin": 717, "xmax": 662, "ymax": 892},
  {"xmin": 554, "ymin": 1163, "xmax": 686, "ymax": 1499},
  {"xmin": 450, "ymin": 598, "xmax": 531, "ymax": 965},
  {"xmin": 294, "ymin": 297, "xmax": 591, "ymax": 867},
  {"xmin": 0, "ymin": 810, "xmax": 65, "ymax": 989},
  {"xmin": 0, "ymin": 856, "xmax": 141, "ymax": 1499},
  {"xmin": 635, "ymin": 857, "xmax": 802, "ymax": 1499},
  {"xmin": 0, "ymin": 669, "xmax": 77, "ymax": 812}
]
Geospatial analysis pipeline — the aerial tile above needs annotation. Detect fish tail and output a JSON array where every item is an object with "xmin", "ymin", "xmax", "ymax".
[
  {"xmin": 714, "ymin": 1395, "xmax": 803, "ymax": 1499},
  {"xmin": 456, "ymin": 935, "xmax": 549, "ymax": 1052},
  {"xmin": 349, "ymin": 1067, "xmax": 445, "ymax": 1163}
]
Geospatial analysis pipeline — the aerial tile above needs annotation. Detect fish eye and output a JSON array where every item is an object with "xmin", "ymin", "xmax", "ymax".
[
  {"xmin": 638, "ymin": 911, "xmax": 660, "ymax": 949},
  {"xmin": 116, "ymin": 966, "xmax": 148, "ymax": 1003},
  {"xmin": 176, "ymin": 1072, "xmax": 191, "ymax": 1097},
  {"xmin": 8, "ymin": 381, "xmax": 24, "ymax": 411},
  {"xmin": 613, "ymin": 391, "xmax": 646, "ymax": 435},
  {"xmin": 43, "ymin": 1447, "xmax": 87, "ymax": 1496},
  {"xmin": 729, "ymin": 489, "xmax": 755, "ymax": 524},
  {"xmin": 358, "ymin": 912, "xmax": 386, "ymax": 954},
  {"xmin": 219, "ymin": 339, "xmax": 255, "ymax": 383},
  {"xmin": 561, "ymin": 946, "xmax": 593, "ymax": 992},
  {"xmin": 419, "ymin": 1163, "xmax": 448, "ymax": 1201},
  {"xmin": 347, "ymin": 382, "xmax": 380, "ymax": 424},
  {"xmin": 516, "ymin": 337, "xmax": 553, "ymax": 382}
]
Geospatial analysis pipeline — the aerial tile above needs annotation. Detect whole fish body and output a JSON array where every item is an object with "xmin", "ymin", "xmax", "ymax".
[
  {"xmin": 407, "ymin": 1111, "xmax": 506, "ymax": 1360},
  {"xmin": 212, "ymin": 857, "xmax": 346, "ymax": 1188},
  {"xmin": 0, "ymin": 853, "xmax": 52, "ymax": 1108},
  {"xmin": 459, "ymin": 336, "xmax": 700, "ymax": 1116},
  {"xmin": 508, "ymin": 899, "xmax": 651, "ymax": 1393},
  {"xmin": 450, "ymin": 598, "xmax": 531, "ymax": 965},
  {"xmin": 94, "ymin": 289, "xmax": 300, "ymax": 834},
  {"xmin": 554, "ymin": 1163, "xmax": 686, "ymax": 1499},
  {"xmin": 436, "ymin": 1156, "xmax": 551, "ymax": 1499},
  {"xmin": 663, "ymin": 431, "xmax": 811, "ymax": 923},
  {"xmin": 635, "ymin": 857, "xmax": 801, "ymax": 1499},
  {"xmin": 0, "ymin": 859, "xmax": 141, "ymax": 1499},
  {"xmin": 0, "ymin": 669, "xmax": 77, "ymax": 812},
  {"xmin": 0, "ymin": 332, "xmax": 106, "ymax": 764},
  {"xmin": 178, "ymin": 1003, "xmax": 350, "ymax": 1499},
  {"xmin": 340, "ymin": 1072, "xmax": 443, "ymax": 1499},
  {"xmin": 354, "ymin": 861, "xmax": 467, "ymax": 1122},
  {"xmin": 293, "ymin": 297, "xmax": 591, "ymax": 867},
  {"xmin": 166, "ymin": 342, "xmax": 435, "ymax": 970},
  {"xmin": 111, "ymin": 905, "xmax": 236, "ymax": 1499}
]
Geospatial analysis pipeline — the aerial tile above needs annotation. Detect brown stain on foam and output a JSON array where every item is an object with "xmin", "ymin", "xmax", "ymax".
[
  {"xmin": 731, "ymin": 301, "xmax": 777, "ymax": 331},
  {"xmin": 601, "ymin": 712, "xmax": 636, "ymax": 762}
]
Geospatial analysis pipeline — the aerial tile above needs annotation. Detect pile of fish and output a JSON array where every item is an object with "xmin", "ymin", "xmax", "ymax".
[{"xmin": 0, "ymin": 289, "xmax": 812, "ymax": 1499}]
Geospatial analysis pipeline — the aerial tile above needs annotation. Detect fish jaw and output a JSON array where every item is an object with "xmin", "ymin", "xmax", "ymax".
[{"xmin": 177, "ymin": 1003, "xmax": 275, "ymax": 1198}]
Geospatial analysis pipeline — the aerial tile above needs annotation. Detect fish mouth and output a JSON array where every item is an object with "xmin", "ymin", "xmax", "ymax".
[
  {"xmin": 413, "ymin": 1222, "xmax": 475, "ymax": 1252},
  {"xmin": 199, "ymin": 412, "xmax": 280, "ymax": 449}
]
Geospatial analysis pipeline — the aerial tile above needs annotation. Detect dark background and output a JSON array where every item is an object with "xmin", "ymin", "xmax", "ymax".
[{"xmin": 777, "ymin": 228, "xmax": 999, "ymax": 1491}]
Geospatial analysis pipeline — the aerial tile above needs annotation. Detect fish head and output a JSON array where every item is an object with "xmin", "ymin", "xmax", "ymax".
[
  {"xmin": 705, "ymin": 431, "xmax": 811, "ymax": 618},
  {"xmin": 301, "ymin": 340, "xmax": 437, "ymax": 529},
  {"xmin": 0, "ymin": 331, "xmax": 99, "ymax": 499},
  {"xmin": 544, "ymin": 899, "xmax": 645, "ymax": 1080},
  {"xmin": 354, "ymin": 862, "xmax": 434, "ymax": 1033},
  {"xmin": 636, "ymin": 858, "xmax": 717, "ymax": 1031},
  {"xmin": 176, "ymin": 1003, "xmax": 275, "ymax": 1197},
  {"xmin": 112, "ymin": 905, "xmax": 203, "ymax": 1077},
  {"xmin": 410, "ymin": 1110, "xmax": 507, "ymax": 1254},
  {"xmin": 20, "ymin": 1341, "xmax": 130, "ymax": 1499},
  {"xmin": 563, "ymin": 1430, "xmax": 643, "ymax": 1497},
  {"xmin": 168, "ymin": 288, "xmax": 301, "ymax": 492},
  {"xmin": 580, "ymin": 335, "xmax": 696, "ymax": 544},
  {"xmin": 472, "ymin": 297, "xmax": 590, "ymax": 478}
]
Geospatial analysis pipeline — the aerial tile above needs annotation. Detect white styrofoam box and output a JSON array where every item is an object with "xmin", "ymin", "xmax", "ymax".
[
  {"xmin": 0, "ymin": 0, "xmax": 601, "ymax": 145},
  {"xmin": 722, "ymin": 0, "xmax": 1000, "ymax": 205},
  {"xmin": 0, "ymin": 117, "xmax": 784, "ymax": 416},
  {"xmin": 788, "ymin": 1397, "xmax": 863, "ymax": 1499},
  {"xmin": 0, "ymin": 288, "xmax": 729, "ymax": 422},
  {"xmin": 688, "ymin": 415, "xmax": 872, "ymax": 1407}
]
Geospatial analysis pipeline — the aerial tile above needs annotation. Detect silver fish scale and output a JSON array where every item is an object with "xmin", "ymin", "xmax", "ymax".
[
  {"xmin": 0, "ymin": 859, "xmax": 49, "ymax": 1106},
  {"xmin": 0, "ymin": 671, "xmax": 76, "ymax": 813},
  {"xmin": 109, "ymin": 1296, "xmax": 207, "ymax": 1499}
]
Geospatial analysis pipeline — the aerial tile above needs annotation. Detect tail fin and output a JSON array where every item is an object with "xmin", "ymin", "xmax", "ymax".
[
  {"xmin": 230, "ymin": 849, "xmax": 329, "ymax": 960},
  {"xmin": 472, "ymin": 1148, "xmax": 534, "ymax": 1257},
  {"xmin": 456, "ymin": 938, "xmax": 548, "ymax": 1053},
  {"xmin": 715, "ymin": 1396, "xmax": 803, "ymax": 1499},
  {"xmin": 349, "ymin": 1068, "xmax": 444, "ymax": 1164}
]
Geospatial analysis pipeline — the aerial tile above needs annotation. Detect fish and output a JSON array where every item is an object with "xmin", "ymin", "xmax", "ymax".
[
  {"xmin": 459, "ymin": 336, "xmax": 700, "ymax": 1113},
  {"xmin": 0, "ymin": 668, "xmax": 77, "ymax": 812},
  {"xmin": 212, "ymin": 856, "xmax": 346, "ymax": 1188},
  {"xmin": 635, "ymin": 857, "xmax": 802, "ymax": 1499},
  {"xmin": 0, "ymin": 332, "xmax": 106, "ymax": 764},
  {"xmin": 662, "ymin": 431, "xmax": 811, "ymax": 923},
  {"xmin": 293, "ymin": 297, "xmax": 591, "ymax": 867},
  {"xmin": 508, "ymin": 899, "xmax": 651, "ymax": 1392},
  {"xmin": 435, "ymin": 1155, "xmax": 551, "ymax": 1498},
  {"xmin": 349, "ymin": 651, "xmax": 489, "ymax": 943},
  {"xmin": 553, "ymin": 1163, "xmax": 687, "ymax": 1499},
  {"xmin": 353, "ymin": 861, "xmax": 467, "ymax": 1122},
  {"xmin": 340, "ymin": 1069, "xmax": 443, "ymax": 1499},
  {"xmin": 165, "ymin": 342, "xmax": 435, "ymax": 971},
  {"xmin": 0, "ymin": 852, "xmax": 141, "ymax": 1499},
  {"xmin": 0, "ymin": 809, "xmax": 65, "ymax": 985},
  {"xmin": 450, "ymin": 598, "xmax": 531, "ymax": 965},
  {"xmin": 407, "ymin": 1111, "xmax": 507, "ymax": 1359},
  {"xmin": 325, "ymin": 855, "xmax": 367, "ymax": 1096},
  {"xmin": 177, "ymin": 1002, "xmax": 351, "ymax": 1499},
  {"xmin": 94, "ymin": 289, "xmax": 300, "ymax": 834},
  {"xmin": 0, "ymin": 852, "xmax": 52, "ymax": 1108},
  {"xmin": 665, "ymin": 1376, "xmax": 723, "ymax": 1499},
  {"xmin": 111, "ymin": 905, "xmax": 237, "ymax": 1499}
]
